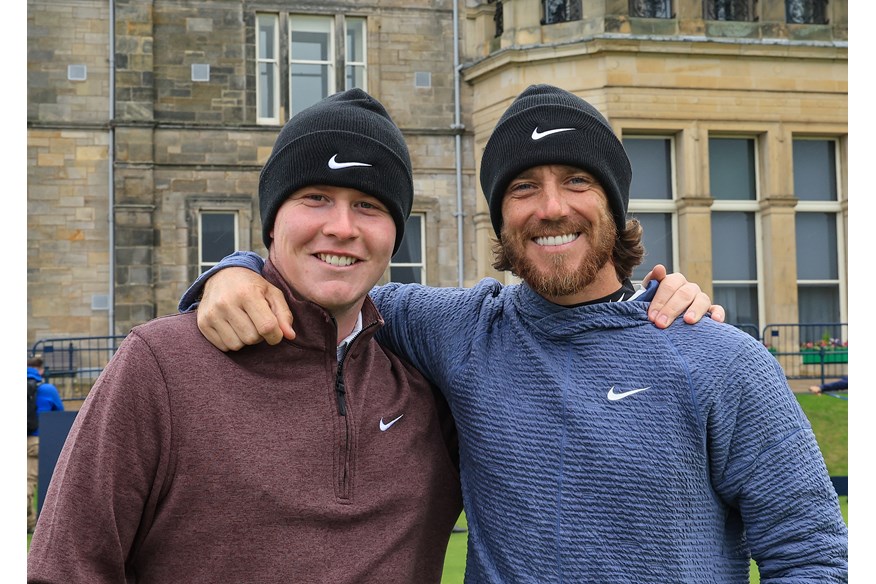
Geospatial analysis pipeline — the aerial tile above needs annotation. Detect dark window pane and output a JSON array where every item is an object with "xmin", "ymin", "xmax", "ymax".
[
  {"xmin": 714, "ymin": 284, "xmax": 759, "ymax": 327},
  {"xmin": 201, "ymin": 214, "xmax": 235, "ymax": 263},
  {"xmin": 625, "ymin": 138, "xmax": 672, "ymax": 200},
  {"xmin": 291, "ymin": 63, "xmax": 329, "ymax": 115},
  {"xmin": 797, "ymin": 284, "xmax": 840, "ymax": 326},
  {"xmin": 390, "ymin": 265, "xmax": 422, "ymax": 284},
  {"xmin": 394, "ymin": 216, "xmax": 422, "ymax": 264},
  {"xmin": 543, "ymin": 0, "xmax": 582, "ymax": 23},
  {"xmin": 707, "ymin": 0, "xmax": 752, "ymax": 21},
  {"xmin": 630, "ymin": 213, "xmax": 672, "ymax": 282},
  {"xmin": 711, "ymin": 212, "xmax": 756, "ymax": 280},
  {"xmin": 795, "ymin": 213, "xmax": 838, "ymax": 280},
  {"xmin": 786, "ymin": 0, "xmax": 828, "ymax": 24},
  {"xmin": 346, "ymin": 65, "xmax": 365, "ymax": 90},
  {"xmin": 258, "ymin": 19, "xmax": 275, "ymax": 60},
  {"xmin": 258, "ymin": 63, "xmax": 276, "ymax": 118},
  {"xmin": 290, "ymin": 31, "xmax": 329, "ymax": 61},
  {"xmin": 630, "ymin": 0, "xmax": 672, "ymax": 18},
  {"xmin": 346, "ymin": 19, "xmax": 365, "ymax": 62},
  {"xmin": 709, "ymin": 138, "xmax": 756, "ymax": 200},
  {"xmin": 793, "ymin": 139, "xmax": 837, "ymax": 201}
]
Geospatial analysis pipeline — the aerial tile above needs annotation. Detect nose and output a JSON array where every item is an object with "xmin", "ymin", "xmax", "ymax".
[
  {"xmin": 323, "ymin": 203, "xmax": 358, "ymax": 239},
  {"xmin": 537, "ymin": 182, "xmax": 568, "ymax": 221}
]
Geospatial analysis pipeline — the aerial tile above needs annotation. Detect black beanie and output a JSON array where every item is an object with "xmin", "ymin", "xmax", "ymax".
[
  {"xmin": 479, "ymin": 84, "xmax": 632, "ymax": 237},
  {"xmin": 259, "ymin": 88, "xmax": 413, "ymax": 254}
]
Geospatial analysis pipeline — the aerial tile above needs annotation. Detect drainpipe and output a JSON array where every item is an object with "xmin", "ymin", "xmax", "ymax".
[
  {"xmin": 452, "ymin": 0, "xmax": 465, "ymax": 287},
  {"xmin": 108, "ymin": 0, "xmax": 116, "ymax": 335}
]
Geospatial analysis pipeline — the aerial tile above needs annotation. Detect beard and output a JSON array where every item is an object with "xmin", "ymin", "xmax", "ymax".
[{"xmin": 497, "ymin": 214, "xmax": 617, "ymax": 299}]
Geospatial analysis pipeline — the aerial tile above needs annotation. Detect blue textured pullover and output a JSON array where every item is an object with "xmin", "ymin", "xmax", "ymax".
[{"xmin": 181, "ymin": 254, "xmax": 848, "ymax": 583}]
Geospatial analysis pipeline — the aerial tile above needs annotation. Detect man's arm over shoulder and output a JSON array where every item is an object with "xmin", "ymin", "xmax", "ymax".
[
  {"xmin": 27, "ymin": 332, "xmax": 173, "ymax": 583},
  {"xmin": 178, "ymin": 251, "xmax": 266, "ymax": 312},
  {"xmin": 178, "ymin": 251, "xmax": 293, "ymax": 352}
]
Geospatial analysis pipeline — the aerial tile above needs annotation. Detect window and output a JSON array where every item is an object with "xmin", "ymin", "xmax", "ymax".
[
  {"xmin": 623, "ymin": 136, "xmax": 676, "ymax": 283},
  {"xmin": 630, "ymin": 0, "xmax": 672, "ymax": 18},
  {"xmin": 289, "ymin": 15, "xmax": 334, "ymax": 117},
  {"xmin": 542, "ymin": 0, "xmax": 582, "ymax": 24},
  {"xmin": 704, "ymin": 0, "xmax": 756, "ymax": 21},
  {"xmin": 709, "ymin": 137, "xmax": 760, "ymax": 328},
  {"xmin": 488, "ymin": 0, "xmax": 504, "ymax": 37},
  {"xmin": 793, "ymin": 138, "xmax": 843, "ymax": 332},
  {"xmin": 289, "ymin": 15, "xmax": 366, "ymax": 117},
  {"xmin": 389, "ymin": 214, "xmax": 425, "ymax": 284},
  {"xmin": 345, "ymin": 18, "xmax": 366, "ymax": 91},
  {"xmin": 257, "ymin": 14, "xmax": 280, "ymax": 123},
  {"xmin": 257, "ymin": 13, "xmax": 367, "ymax": 123},
  {"xmin": 786, "ymin": 0, "xmax": 828, "ymax": 24},
  {"xmin": 199, "ymin": 212, "xmax": 239, "ymax": 274}
]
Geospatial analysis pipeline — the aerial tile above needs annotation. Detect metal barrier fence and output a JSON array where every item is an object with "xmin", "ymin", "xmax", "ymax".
[
  {"xmin": 29, "ymin": 336, "xmax": 128, "ymax": 402},
  {"xmin": 29, "ymin": 322, "xmax": 847, "ymax": 400},
  {"xmin": 758, "ymin": 322, "xmax": 848, "ymax": 384}
]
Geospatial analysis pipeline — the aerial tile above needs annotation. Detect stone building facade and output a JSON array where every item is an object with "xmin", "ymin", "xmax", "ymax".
[{"xmin": 27, "ymin": 0, "xmax": 847, "ymax": 351}]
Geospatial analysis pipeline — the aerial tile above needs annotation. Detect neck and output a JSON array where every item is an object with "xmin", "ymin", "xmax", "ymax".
[
  {"xmin": 538, "ymin": 262, "xmax": 623, "ymax": 306},
  {"xmin": 332, "ymin": 304, "xmax": 364, "ymax": 346}
]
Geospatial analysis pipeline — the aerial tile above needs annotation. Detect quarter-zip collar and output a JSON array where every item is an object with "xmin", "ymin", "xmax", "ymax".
[{"xmin": 262, "ymin": 259, "xmax": 384, "ymax": 356}]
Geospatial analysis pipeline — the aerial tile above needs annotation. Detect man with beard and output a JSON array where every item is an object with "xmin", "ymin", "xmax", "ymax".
[{"xmin": 180, "ymin": 85, "xmax": 847, "ymax": 581}]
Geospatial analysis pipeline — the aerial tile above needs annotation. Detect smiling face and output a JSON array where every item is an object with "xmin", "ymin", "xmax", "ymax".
[
  {"xmin": 498, "ymin": 164, "xmax": 620, "ymax": 305},
  {"xmin": 269, "ymin": 185, "xmax": 396, "ymax": 329}
]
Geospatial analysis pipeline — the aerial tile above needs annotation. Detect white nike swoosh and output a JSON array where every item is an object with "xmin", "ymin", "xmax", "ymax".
[
  {"xmin": 531, "ymin": 127, "xmax": 575, "ymax": 140},
  {"xmin": 328, "ymin": 154, "xmax": 372, "ymax": 170},
  {"xmin": 606, "ymin": 386, "xmax": 650, "ymax": 401},
  {"xmin": 379, "ymin": 414, "xmax": 404, "ymax": 432}
]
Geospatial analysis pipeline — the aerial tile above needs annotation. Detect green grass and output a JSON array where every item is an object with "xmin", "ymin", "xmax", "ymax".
[
  {"xmin": 442, "ymin": 392, "xmax": 848, "ymax": 583},
  {"xmin": 442, "ymin": 514, "xmax": 469, "ymax": 583}
]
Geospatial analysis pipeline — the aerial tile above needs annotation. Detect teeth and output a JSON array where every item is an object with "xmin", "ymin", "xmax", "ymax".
[
  {"xmin": 534, "ymin": 233, "xmax": 578, "ymax": 247},
  {"xmin": 318, "ymin": 254, "xmax": 358, "ymax": 267}
]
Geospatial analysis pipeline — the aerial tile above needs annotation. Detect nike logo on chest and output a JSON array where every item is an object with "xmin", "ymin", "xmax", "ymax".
[
  {"xmin": 606, "ymin": 386, "xmax": 650, "ymax": 401},
  {"xmin": 379, "ymin": 414, "xmax": 404, "ymax": 431}
]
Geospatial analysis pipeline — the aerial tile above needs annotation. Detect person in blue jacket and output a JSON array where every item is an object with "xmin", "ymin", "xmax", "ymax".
[
  {"xmin": 810, "ymin": 375, "xmax": 849, "ymax": 394},
  {"xmin": 182, "ymin": 85, "xmax": 847, "ymax": 581},
  {"xmin": 27, "ymin": 355, "xmax": 64, "ymax": 533}
]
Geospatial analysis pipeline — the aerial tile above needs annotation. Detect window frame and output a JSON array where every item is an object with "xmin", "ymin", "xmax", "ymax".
[
  {"xmin": 344, "ymin": 17, "xmax": 367, "ymax": 91},
  {"xmin": 188, "ymin": 198, "xmax": 254, "ymax": 279},
  {"xmin": 541, "ymin": 0, "xmax": 583, "ymax": 24},
  {"xmin": 198, "ymin": 212, "xmax": 240, "ymax": 274},
  {"xmin": 629, "ymin": 0, "xmax": 673, "ymax": 18},
  {"xmin": 256, "ymin": 12, "xmax": 368, "ymax": 125},
  {"xmin": 792, "ymin": 136, "xmax": 847, "ymax": 324},
  {"xmin": 288, "ymin": 14, "xmax": 336, "ymax": 118},
  {"xmin": 708, "ymin": 134, "xmax": 764, "ymax": 329},
  {"xmin": 622, "ymin": 134, "xmax": 680, "ymax": 282},
  {"xmin": 704, "ymin": 0, "xmax": 758, "ymax": 22},
  {"xmin": 786, "ymin": 0, "xmax": 829, "ymax": 24},
  {"xmin": 256, "ymin": 13, "xmax": 281, "ymax": 125},
  {"xmin": 388, "ymin": 212, "xmax": 427, "ymax": 284}
]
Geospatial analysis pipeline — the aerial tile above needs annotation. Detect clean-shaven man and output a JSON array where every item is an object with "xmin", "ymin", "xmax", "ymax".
[{"xmin": 27, "ymin": 89, "xmax": 462, "ymax": 584}]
